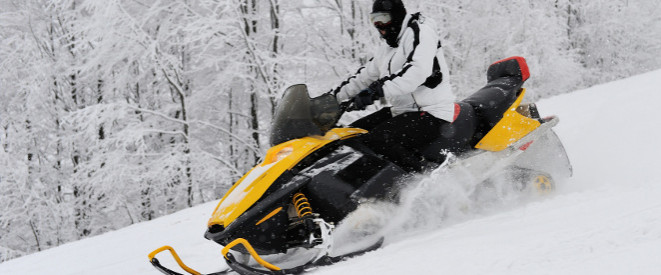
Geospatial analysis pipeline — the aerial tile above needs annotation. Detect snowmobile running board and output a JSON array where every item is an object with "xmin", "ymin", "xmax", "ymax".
[{"xmin": 148, "ymin": 238, "xmax": 384, "ymax": 275}]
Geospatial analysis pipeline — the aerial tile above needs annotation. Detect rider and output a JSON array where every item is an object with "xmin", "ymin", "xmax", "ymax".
[{"xmin": 331, "ymin": 0, "xmax": 471, "ymax": 172}]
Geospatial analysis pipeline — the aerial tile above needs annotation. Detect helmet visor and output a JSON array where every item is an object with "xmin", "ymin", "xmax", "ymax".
[{"xmin": 370, "ymin": 12, "xmax": 392, "ymax": 27}]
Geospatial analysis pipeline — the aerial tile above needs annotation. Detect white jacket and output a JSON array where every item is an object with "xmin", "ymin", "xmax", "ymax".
[{"xmin": 334, "ymin": 13, "xmax": 455, "ymax": 122}]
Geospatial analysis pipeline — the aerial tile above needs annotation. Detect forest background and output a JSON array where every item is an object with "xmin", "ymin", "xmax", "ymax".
[{"xmin": 1, "ymin": 0, "xmax": 659, "ymax": 262}]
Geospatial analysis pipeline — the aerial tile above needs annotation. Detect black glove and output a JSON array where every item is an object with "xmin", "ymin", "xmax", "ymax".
[{"xmin": 351, "ymin": 81, "xmax": 384, "ymax": 110}]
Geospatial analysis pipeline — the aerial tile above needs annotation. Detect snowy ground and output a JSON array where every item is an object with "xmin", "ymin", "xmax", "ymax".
[{"xmin": 2, "ymin": 70, "xmax": 661, "ymax": 274}]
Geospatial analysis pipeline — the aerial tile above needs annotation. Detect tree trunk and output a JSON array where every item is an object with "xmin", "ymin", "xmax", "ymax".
[
  {"xmin": 270, "ymin": 0, "xmax": 281, "ymax": 115},
  {"xmin": 242, "ymin": 0, "xmax": 261, "ymax": 159}
]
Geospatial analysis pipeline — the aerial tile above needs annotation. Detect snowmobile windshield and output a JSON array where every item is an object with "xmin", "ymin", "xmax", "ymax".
[{"xmin": 269, "ymin": 84, "xmax": 341, "ymax": 146}]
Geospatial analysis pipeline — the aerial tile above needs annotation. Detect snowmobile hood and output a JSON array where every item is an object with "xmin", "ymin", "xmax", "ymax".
[{"xmin": 207, "ymin": 128, "xmax": 367, "ymax": 228}]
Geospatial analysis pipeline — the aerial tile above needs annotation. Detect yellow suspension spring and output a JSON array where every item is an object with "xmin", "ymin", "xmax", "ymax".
[{"xmin": 292, "ymin": 192, "xmax": 313, "ymax": 218}]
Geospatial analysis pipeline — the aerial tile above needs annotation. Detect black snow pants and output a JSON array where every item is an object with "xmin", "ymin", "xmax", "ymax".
[{"xmin": 350, "ymin": 107, "xmax": 458, "ymax": 173}]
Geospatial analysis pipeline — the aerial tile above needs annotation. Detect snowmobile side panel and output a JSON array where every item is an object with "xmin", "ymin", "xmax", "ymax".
[
  {"xmin": 303, "ymin": 146, "xmax": 406, "ymax": 223},
  {"xmin": 349, "ymin": 162, "xmax": 406, "ymax": 201},
  {"xmin": 305, "ymin": 171, "xmax": 359, "ymax": 223},
  {"xmin": 475, "ymin": 89, "xmax": 541, "ymax": 151},
  {"xmin": 205, "ymin": 174, "xmax": 310, "ymax": 254},
  {"xmin": 256, "ymin": 207, "xmax": 284, "ymax": 226},
  {"xmin": 208, "ymin": 128, "xmax": 367, "ymax": 228}
]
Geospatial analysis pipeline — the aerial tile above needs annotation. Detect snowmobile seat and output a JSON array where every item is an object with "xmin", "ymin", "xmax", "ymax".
[
  {"xmin": 421, "ymin": 56, "xmax": 530, "ymax": 163},
  {"xmin": 461, "ymin": 56, "xmax": 530, "ymax": 146}
]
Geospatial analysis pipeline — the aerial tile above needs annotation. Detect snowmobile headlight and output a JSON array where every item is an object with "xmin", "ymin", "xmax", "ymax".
[{"xmin": 268, "ymin": 146, "xmax": 293, "ymax": 164}]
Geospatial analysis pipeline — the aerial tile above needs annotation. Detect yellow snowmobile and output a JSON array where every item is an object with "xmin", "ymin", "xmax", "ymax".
[{"xmin": 148, "ymin": 56, "xmax": 572, "ymax": 275}]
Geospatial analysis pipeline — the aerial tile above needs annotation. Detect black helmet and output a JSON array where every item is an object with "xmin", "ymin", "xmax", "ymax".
[{"xmin": 371, "ymin": 0, "xmax": 407, "ymax": 47}]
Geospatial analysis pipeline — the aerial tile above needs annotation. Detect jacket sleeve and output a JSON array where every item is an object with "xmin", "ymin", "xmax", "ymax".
[
  {"xmin": 333, "ymin": 57, "xmax": 381, "ymax": 103},
  {"xmin": 380, "ymin": 21, "xmax": 439, "ymax": 98}
]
